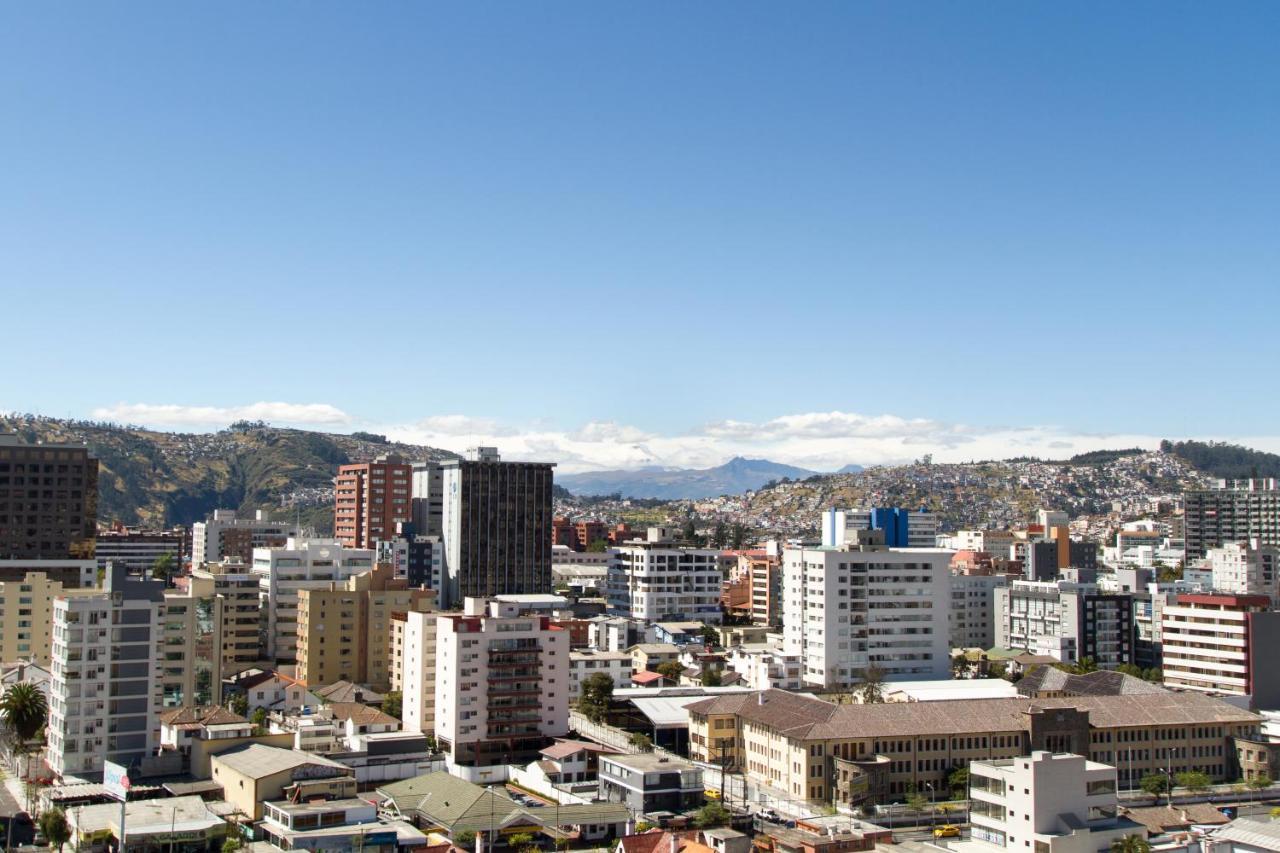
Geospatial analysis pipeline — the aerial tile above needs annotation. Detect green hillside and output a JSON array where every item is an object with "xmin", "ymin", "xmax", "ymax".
[{"xmin": 0, "ymin": 415, "xmax": 456, "ymax": 531}]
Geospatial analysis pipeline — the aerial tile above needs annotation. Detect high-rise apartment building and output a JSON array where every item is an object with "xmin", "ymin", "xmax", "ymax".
[
  {"xmin": 1207, "ymin": 540, "xmax": 1280, "ymax": 604},
  {"xmin": 47, "ymin": 563, "xmax": 165, "ymax": 778},
  {"xmin": 606, "ymin": 529, "xmax": 723, "ymax": 623},
  {"xmin": 95, "ymin": 528, "xmax": 185, "ymax": 575},
  {"xmin": 159, "ymin": 585, "xmax": 223, "ymax": 709},
  {"xmin": 400, "ymin": 610, "xmax": 438, "ymax": 738},
  {"xmin": 439, "ymin": 448, "xmax": 555, "ymax": 608},
  {"xmin": 995, "ymin": 580, "xmax": 1132, "ymax": 668},
  {"xmin": 783, "ymin": 534, "xmax": 952, "ymax": 688},
  {"xmin": 1184, "ymin": 479, "xmax": 1280, "ymax": 559},
  {"xmin": 191, "ymin": 509, "xmax": 298, "ymax": 567},
  {"xmin": 1161, "ymin": 593, "xmax": 1280, "ymax": 706},
  {"xmin": 0, "ymin": 571, "xmax": 99, "ymax": 665},
  {"xmin": 252, "ymin": 539, "xmax": 375, "ymax": 663},
  {"xmin": 375, "ymin": 525, "xmax": 443, "ymax": 589},
  {"xmin": 411, "ymin": 460, "xmax": 445, "ymax": 537},
  {"xmin": 334, "ymin": 454, "xmax": 413, "ymax": 549},
  {"xmin": 0, "ymin": 434, "xmax": 98, "ymax": 560},
  {"xmin": 190, "ymin": 559, "xmax": 263, "ymax": 679},
  {"xmin": 296, "ymin": 563, "xmax": 435, "ymax": 691},
  {"xmin": 822, "ymin": 507, "xmax": 939, "ymax": 549},
  {"xmin": 434, "ymin": 598, "xmax": 569, "ymax": 772},
  {"xmin": 951, "ymin": 573, "xmax": 1008, "ymax": 650}
]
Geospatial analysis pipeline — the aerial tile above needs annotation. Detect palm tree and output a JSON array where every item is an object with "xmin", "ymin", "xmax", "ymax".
[
  {"xmin": 0, "ymin": 683, "xmax": 48, "ymax": 779},
  {"xmin": 1110, "ymin": 834, "xmax": 1151, "ymax": 853}
]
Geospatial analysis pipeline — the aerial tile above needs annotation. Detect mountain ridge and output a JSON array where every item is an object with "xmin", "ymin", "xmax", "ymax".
[{"xmin": 557, "ymin": 456, "xmax": 821, "ymax": 499}]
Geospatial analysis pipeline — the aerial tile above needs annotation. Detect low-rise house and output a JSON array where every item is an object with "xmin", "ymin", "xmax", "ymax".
[
  {"xmin": 597, "ymin": 752, "xmax": 704, "ymax": 816},
  {"xmin": 753, "ymin": 815, "xmax": 890, "ymax": 853},
  {"xmin": 725, "ymin": 645, "xmax": 802, "ymax": 691},
  {"xmin": 313, "ymin": 679, "xmax": 384, "ymax": 706},
  {"xmin": 377, "ymin": 771, "xmax": 629, "ymax": 843},
  {"xmin": 538, "ymin": 740, "xmax": 615, "ymax": 784},
  {"xmin": 67, "ymin": 795, "xmax": 230, "ymax": 852},
  {"xmin": 630, "ymin": 643, "xmax": 682, "ymax": 673},
  {"xmin": 260, "ymin": 796, "xmax": 428, "ymax": 851},
  {"xmin": 225, "ymin": 668, "xmax": 320, "ymax": 713},
  {"xmin": 651, "ymin": 623, "xmax": 708, "ymax": 647},
  {"xmin": 210, "ymin": 744, "xmax": 355, "ymax": 822},
  {"xmin": 570, "ymin": 649, "xmax": 633, "ymax": 699},
  {"xmin": 157, "ymin": 705, "xmax": 294, "ymax": 778}
]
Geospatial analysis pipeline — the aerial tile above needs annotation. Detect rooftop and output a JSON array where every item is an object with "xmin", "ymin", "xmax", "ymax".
[
  {"xmin": 603, "ymin": 752, "xmax": 698, "ymax": 773},
  {"xmin": 212, "ymin": 744, "xmax": 350, "ymax": 780},
  {"xmin": 685, "ymin": 689, "xmax": 1259, "ymax": 740}
]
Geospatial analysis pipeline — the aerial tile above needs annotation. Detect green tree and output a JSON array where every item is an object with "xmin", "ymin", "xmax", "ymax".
[
  {"xmin": 586, "ymin": 539, "xmax": 610, "ymax": 553},
  {"xmin": 987, "ymin": 661, "xmax": 1010, "ymax": 680},
  {"xmin": 508, "ymin": 832, "xmax": 536, "ymax": 852},
  {"xmin": 151, "ymin": 552, "xmax": 177, "ymax": 582},
  {"xmin": 1142, "ymin": 668, "xmax": 1163, "ymax": 682},
  {"xmin": 635, "ymin": 822, "xmax": 655, "ymax": 833},
  {"xmin": 1110, "ymin": 835, "xmax": 1151, "ymax": 853},
  {"xmin": 1175, "ymin": 771, "xmax": 1211, "ymax": 794},
  {"xmin": 711, "ymin": 522, "xmax": 728, "ymax": 549},
  {"xmin": 1139, "ymin": 773, "xmax": 1170, "ymax": 796},
  {"xmin": 693, "ymin": 802, "xmax": 731, "ymax": 828},
  {"xmin": 1072, "ymin": 656, "xmax": 1098, "ymax": 674},
  {"xmin": 453, "ymin": 831, "xmax": 477, "ymax": 849},
  {"xmin": 702, "ymin": 669, "xmax": 723, "ymax": 687},
  {"xmin": 222, "ymin": 836, "xmax": 243, "ymax": 853},
  {"xmin": 0, "ymin": 682, "xmax": 48, "ymax": 778},
  {"xmin": 1115, "ymin": 664, "xmax": 1144, "ymax": 678},
  {"xmin": 38, "ymin": 807, "xmax": 71, "ymax": 853},
  {"xmin": 701, "ymin": 625, "xmax": 721, "ymax": 647},
  {"xmin": 578, "ymin": 672, "xmax": 615, "ymax": 723},
  {"xmin": 628, "ymin": 732, "xmax": 653, "ymax": 752},
  {"xmin": 856, "ymin": 665, "xmax": 886, "ymax": 704},
  {"xmin": 227, "ymin": 693, "xmax": 249, "ymax": 717},
  {"xmin": 728, "ymin": 524, "xmax": 750, "ymax": 550},
  {"xmin": 680, "ymin": 519, "xmax": 698, "ymax": 543},
  {"xmin": 250, "ymin": 707, "xmax": 267, "ymax": 733},
  {"xmin": 947, "ymin": 766, "xmax": 969, "ymax": 798},
  {"xmin": 656, "ymin": 661, "xmax": 685, "ymax": 683},
  {"xmin": 382, "ymin": 690, "xmax": 403, "ymax": 721},
  {"xmin": 1249, "ymin": 773, "xmax": 1273, "ymax": 792},
  {"xmin": 904, "ymin": 784, "xmax": 928, "ymax": 813}
]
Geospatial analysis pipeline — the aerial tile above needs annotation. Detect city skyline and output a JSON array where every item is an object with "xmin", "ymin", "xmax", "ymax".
[{"xmin": 6, "ymin": 403, "xmax": 1280, "ymax": 474}]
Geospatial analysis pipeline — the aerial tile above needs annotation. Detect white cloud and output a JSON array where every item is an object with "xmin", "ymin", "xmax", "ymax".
[
  {"xmin": 91, "ymin": 401, "xmax": 352, "ymax": 427},
  {"xmin": 379, "ymin": 410, "xmax": 1182, "ymax": 475}
]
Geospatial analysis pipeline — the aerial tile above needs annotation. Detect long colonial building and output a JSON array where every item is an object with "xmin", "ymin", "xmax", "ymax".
[{"xmin": 687, "ymin": 689, "xmax": 1259, "ymax": 808}]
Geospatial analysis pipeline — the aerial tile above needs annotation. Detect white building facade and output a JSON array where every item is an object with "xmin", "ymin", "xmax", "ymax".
[
  {"xmin": 434, "ymin": 598, "xmax": 570, "ymax": 776},
  {"xmin": 47, "ymin": 564, "xmax": 165, "ymax": 778},
  {"xmin": 606, "ymin": 531, "xmax": 723, "ymax": 624},
  {"xmin": 782, "ymin": 541, "xmax": 952, "ymax": 688}
]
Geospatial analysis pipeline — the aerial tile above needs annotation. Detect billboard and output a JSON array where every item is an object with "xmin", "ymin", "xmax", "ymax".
[{"xmin": 103, "ymin": 761, "xmax": 131, "ymax": 802}]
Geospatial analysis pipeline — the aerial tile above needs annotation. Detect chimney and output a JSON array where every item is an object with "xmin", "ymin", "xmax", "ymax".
[{"xmin": 758, "ymin": 693, "xmax": 765, "ymax": 705}]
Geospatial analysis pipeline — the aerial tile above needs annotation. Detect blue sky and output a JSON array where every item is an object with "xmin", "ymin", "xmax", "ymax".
[{"xmin": 3, "ymin": 3, "xmax": 1279, "ymax": 470}]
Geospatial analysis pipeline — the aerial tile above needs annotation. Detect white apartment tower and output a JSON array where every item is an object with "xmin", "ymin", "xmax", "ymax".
[
  {"xmin": 434, "ymin": 598, "xmax": 570, "ymax": 776},
  {"xmin": 782, "ymin": 533, "xmax": 952, "ymax": 688},
  {"xmin": 606, "ymin": 529, "xmax": 723, "ymax": 623},
  {"xmin": 47, "ymin": 563, "xmax": 165, "ymax": 779},
  {"xmin": 252, "ymin": 538, "xmax": 375, "ymax": 664},
  {"xmin": 400, "ymin": 610, "xmax": 439, "ymax": 739}
]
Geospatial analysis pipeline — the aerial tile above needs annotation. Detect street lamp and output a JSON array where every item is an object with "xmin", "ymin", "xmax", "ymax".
[{"xmin": 924, "ymin": 782, "xmax": 935, "ymax": 827}]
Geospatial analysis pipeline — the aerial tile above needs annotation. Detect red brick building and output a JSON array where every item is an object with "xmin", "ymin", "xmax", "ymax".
[{"xmin": 334, "ymin": 454, "xmax": 413, "ymax": 549}]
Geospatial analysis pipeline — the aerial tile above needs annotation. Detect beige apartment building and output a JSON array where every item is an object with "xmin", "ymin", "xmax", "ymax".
[
  {"xmin": 190, "ymin": 559, "xmax": 263, "ymax": 679},
  {"xmin": 0, "ymin": 571, "xmax": 98, "ymax": 665},
  {"xmin": 295, "ymin": 563, "xmax": 435, "ymax": 691},
  {"xmin": 688, "ymin": 689, "xmax": 1259, "ymax": 807}
]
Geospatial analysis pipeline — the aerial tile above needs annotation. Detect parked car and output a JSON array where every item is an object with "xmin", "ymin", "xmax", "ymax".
[{"xmin": 933, "ymin": 825, "xmax": 961, "ymax": 838}]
